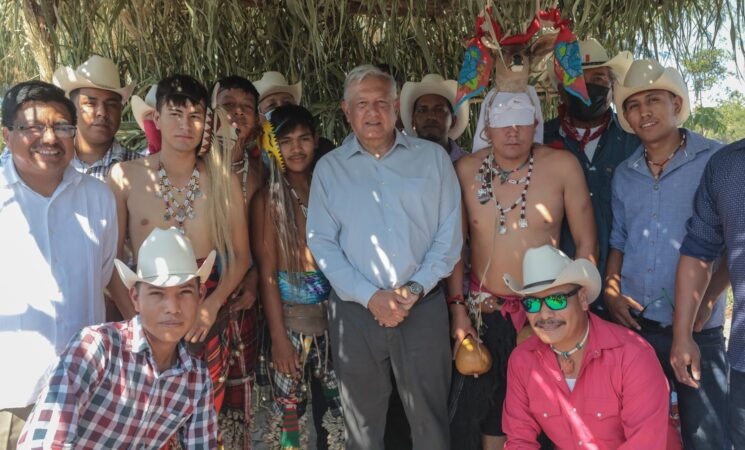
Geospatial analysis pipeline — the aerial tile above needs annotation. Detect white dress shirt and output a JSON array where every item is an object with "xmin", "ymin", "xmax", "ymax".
[
  {"xmin": 307, "ymin": 131, "xmax": 462, "ymax": 307},
  {"xmin": 0, "ymin": 157, "xmax": 117, "ymax": 409}
]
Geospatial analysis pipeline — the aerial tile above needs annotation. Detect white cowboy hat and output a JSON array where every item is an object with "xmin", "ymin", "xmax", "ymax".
[
  {"xmin": 254, "ymin": 71, "xmax": 302, "ymax": 104},
  {"xmin": 114, "ymin": 227, "xmax": 216, "ymax": 290},
  {"xmin": 52, "ymin": 55, "xmax": 135, "ymax": 104},
  {"xmin": 613, "ymin": 58, "xmax": 691, "ymax": 134},
  {"xmin": 399, "ymin": 74, "xmax": 470, "ymax": 140},
  {"xmin": 546, "ymin": 38, "xmax": 633, "ymax": 89},
  {"xmin": 503, "ymin": 245, "xmax": 601, "ymax": 303},
  {"xmin": 131, "ymin": 84, "xmax": 158, "ymax": 131}
]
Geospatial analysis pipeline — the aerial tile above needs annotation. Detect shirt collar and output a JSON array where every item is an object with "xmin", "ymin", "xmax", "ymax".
[
  {"xmin": 626, "ymin": 128, "xmax": 714, "ymax": 172},
  {"xmin": 343, "ymin": 129, "xmax": 411, "ymax": 159},
  {"xmin": 73, "ymin": 139, "xmax": 126, "ymax": 169},
  {"xmin": 0, "ymin": 154, "xmax": 82, "ymax": 191},
  {"xmin": 129, "ymin": 315, "xmax": 195, "ymax": 373}
]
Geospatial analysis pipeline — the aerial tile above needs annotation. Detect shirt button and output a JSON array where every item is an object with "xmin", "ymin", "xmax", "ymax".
[
  {"xmin": 579, "ymin": 441, "xmax": 583, "ymax": 446},
  {"xmin": 654, "ymin": 184, "xmax": 660, "ymax": 191},
  {"xmin": 589, "ymin": 192, "xmax": 594, "ymax": 197},
  {"xmin": 647, "ymin": 268, "xmax": 653, "ymax": 273},
  {"xmin": 597, "ymin": 412, "xmax": 603, "ymax": 417},
  {"xmin": 543, "ymin": 412, "xmax": 548, "ymax": 417},
  {"xmin": 572, "ymin": 407, "xmax": 577, "ymax": 413},
  {"xmin": 652, "ymin": 213, "xmax": 657, "ymax": 218},
  {"xmin": 650, "ymin": 240, "xmax": 655, "ymax": 245}
]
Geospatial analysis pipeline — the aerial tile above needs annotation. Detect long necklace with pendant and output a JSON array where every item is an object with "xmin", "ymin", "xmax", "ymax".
[
  {"xmin": 644, "ymin": 131, "xmax": 686, "ymax": 180},
  {"xmin": 285, "ymin": 178, "xmax": 309, "ymax": 218},
  {"xmin": 551, "ymin": 323, "xmax": 590, "ymax": 375},
  {"xmin": 476, "ymin": 152, "xmax": 533, "ymax": 234},
  {"xmin": 156, "ymin": 161, "xmax": 201, "ymax": 234},
  {"xmin": 476, "ymin": 152, "xmax": 531, "ymax": 203},
  {"xmin": 232, "ymin": 148, "xmax": 250, "ymax": 202}
]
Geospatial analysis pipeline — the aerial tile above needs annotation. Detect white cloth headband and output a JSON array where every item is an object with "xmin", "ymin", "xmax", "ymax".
[{"xmin": 487, "ymin": 93, "xmax": 536, "ymax": 128}]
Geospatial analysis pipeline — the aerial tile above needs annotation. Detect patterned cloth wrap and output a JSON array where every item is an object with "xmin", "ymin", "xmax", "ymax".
[
  {"xmin": 277, "ymin": 270, "xmax": 332, "ymax": 304},
  {"xmin": 467, "ymin": 272, "xmax": 526, "ymax": 332}
]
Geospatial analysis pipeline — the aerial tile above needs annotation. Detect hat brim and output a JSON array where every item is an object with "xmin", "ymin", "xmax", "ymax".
[
  {"xmin": 259, "ymin": 82, "xmax": 302, "ymax": 106},
  {"xmin": 53, "ymin": 66, "xmax": 135, "ymax": 104},
  {"xmin": 503, "ymin": 258, "xmax": 601, "ymax": 304},
  {"xmin": 400, "ymin": 80, "xmax": 469, "ymax": 140},
  {"xmin": 131, "ymin": 95, "xmax": 155, "ymax": 131},
  {"xmin": 613, "ymin": 68, "xmax": 691, "ymax": 134},
  {"xmin": 114, "ymin": 250, "xmax": 217, "ymax": 290}
]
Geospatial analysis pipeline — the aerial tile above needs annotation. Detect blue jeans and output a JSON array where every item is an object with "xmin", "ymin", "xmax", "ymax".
[
  {"xmin": 731, "ymin": 368, "xmax": 745, "ymax": 449},
  {"xmin": 639, "ymin": 327, "xmax": 730, "ymax": 450}
]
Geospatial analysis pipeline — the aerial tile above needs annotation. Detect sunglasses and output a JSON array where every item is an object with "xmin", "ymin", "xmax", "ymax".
[{"xmin": 521, "ymin": 286, "xmax": 581, "ymax": 314}]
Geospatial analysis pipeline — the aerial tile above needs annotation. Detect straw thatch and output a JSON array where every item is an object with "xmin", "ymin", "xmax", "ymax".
[{"xmin": 1, "ymin": 0, "xmax": 743, "ymax": 146}]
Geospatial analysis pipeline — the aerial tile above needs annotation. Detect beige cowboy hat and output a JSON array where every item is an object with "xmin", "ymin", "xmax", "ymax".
[
  {"xmin": 503, "ymin": 245, "xmax": 601, "ymax": 303},
  {"xmin": 399, "ymin": 74, "xmax": 470, "ymax": 140},
  {"xmin": 131, "ymin": 84, "xmax": 158, "ymax": 131},
  {"xmin": 546, "ymin": 38, "xmax": 633, "ymax": 89},
  {"xmin": 254, "ymin": 71, "xmax": 302, "ymax": 104},
  {"xmin": 613, "ymin": 58, "xmax": 691, "ymax": 134},
  {"xmin": 114, "ymin": 227, "xmax": 216, "ymax": 290},
  {"xmin": 52, "ymin": 55, "xmax": 135, "ymax": 104}
]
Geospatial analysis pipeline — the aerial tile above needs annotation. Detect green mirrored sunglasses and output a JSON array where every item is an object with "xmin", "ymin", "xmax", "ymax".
[{"xmin": 521, "ymin": 286, "xmax": 581, "ymax": 314}]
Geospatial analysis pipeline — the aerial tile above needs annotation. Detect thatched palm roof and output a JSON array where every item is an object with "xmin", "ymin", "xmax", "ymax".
[{"xmin": 1, "ymin": 0, "xmax": 742, "ymax": 144}]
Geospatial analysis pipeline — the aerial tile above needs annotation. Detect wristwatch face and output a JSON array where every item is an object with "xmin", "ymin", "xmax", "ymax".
[{"xmin": 408, "ymin": 282, "xmax": 423, "ymax": 296}]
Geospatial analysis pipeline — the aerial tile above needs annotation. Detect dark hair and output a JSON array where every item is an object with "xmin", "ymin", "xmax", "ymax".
[
  {"xmin": 269, "ymin": 104, "xmax": 317, "ymax": 138},
  {"xmin": 2, "ymin": 81, "xmax": 77, "ymax": 127},
  {"xmin": 155, "ymin": 75, "xmax": 209, "ymax": 112},
  {"xmin": 213, "ymin": 76, "xmax": 260, "ymax": 112},
  {"xmin": 412, "ymin": 94, "xmax": 454, "ymax": 114}
]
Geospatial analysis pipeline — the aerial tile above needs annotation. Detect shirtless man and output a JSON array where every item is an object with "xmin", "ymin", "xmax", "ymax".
[
  {"xmin": 107, "ymin": 74, "xmax": 250, "ymax": 415},
  {"xmin": 447, "ymin": 93, "xmax": 597, "ymax": 450}
]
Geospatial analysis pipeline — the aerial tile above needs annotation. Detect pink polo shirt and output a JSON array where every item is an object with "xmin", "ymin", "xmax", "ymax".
[{"xmin": 503, "ymin": 313, "xmax": 682, "ymax": 450}]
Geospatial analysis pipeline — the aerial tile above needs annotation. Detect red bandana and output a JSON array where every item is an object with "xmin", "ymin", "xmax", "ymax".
[{"xmin": 558, "ymin": 104, "xmax": 611, "ymax": 152}]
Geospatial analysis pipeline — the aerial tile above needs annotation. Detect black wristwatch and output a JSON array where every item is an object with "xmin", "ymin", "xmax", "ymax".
[{"xmin": 405, "ymin": 281, "xmax": 424, "ymax": 299}]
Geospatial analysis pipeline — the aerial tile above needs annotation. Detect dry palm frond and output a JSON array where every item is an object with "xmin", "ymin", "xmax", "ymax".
[{"xmin": 0, "ymin": 0, "xmax": 742, "ymax": 148}]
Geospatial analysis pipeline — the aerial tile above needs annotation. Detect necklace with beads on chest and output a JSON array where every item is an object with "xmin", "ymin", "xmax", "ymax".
[
  {"xmin": 284, "ymin": 178, "xmax": 309, "ymax": 218},
  {"xmin": 156, "ymin": 161, "xmax": 202, "ymax": 234},
  {"xmin": 475, "ymin": 151, "xmax": 534, "ymax": 234},
  {"xmin": 644, "ymin": 131, "xmax": 687, "ymax": 180},
  {"xmin": 551, "ymin": 322, "xmax": 590, "ymax": 375},
  {"xmin": 232, "ymin": 149, "xmax": 250, "ymax": 202}
]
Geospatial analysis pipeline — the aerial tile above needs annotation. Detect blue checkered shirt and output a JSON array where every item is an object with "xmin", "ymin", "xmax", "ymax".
[{"xmin": 71, "ymin": 140, "xmax": 142, "ymax": 181}]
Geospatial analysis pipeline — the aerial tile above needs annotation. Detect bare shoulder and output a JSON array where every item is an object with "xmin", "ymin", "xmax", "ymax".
[
  {"xmin": 455, "ymin": 147, "xmax": 487, "ymax": 177},
  {"xmin": 534, "ymin": 145, "xmax": 582, "ymax": 173}
]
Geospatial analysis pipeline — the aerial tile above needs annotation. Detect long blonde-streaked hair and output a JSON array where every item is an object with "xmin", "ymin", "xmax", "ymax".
[
  {"xmin": 203, "ymin": 106, "xmax": 239, "ymax": 279},
  {"xmin": 263, "ymin": 105, "xmax": 317, "ymax": 288}
]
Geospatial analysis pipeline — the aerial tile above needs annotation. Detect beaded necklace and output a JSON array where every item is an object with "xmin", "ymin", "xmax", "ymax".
[
  {"xmin": 476, "ymin": 151, "xmax": 533, "ymax": 234},
  {"xmin": 644, "ymin": 131, "xmax": 686, "ymax": 180},
  {"xmin": 551, "ymin": 322, "xmax": 590, "ymax": 375},
  {"xmin": 156, "ymin": 161, "xmax": 202, "ymax": 234},
  {"xmin": 232, "ymin": 149, "xmax": 250, "ymax": 202},
  {"xmin": 284, "ymin": 178, "xmax": 309, "ymax": 218}
]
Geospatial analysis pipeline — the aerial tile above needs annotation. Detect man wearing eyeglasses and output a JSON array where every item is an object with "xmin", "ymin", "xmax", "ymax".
[
  {"xmin": 605, "ymin": 59, "xmax": 729, "ymax": 449},
  {"xmin": 0, "ymin": 81, "xmax": 117, "ymax": 449},
  {"xmin": 502, "ymin": 245, "xmax": 680, "ymax": 449}
]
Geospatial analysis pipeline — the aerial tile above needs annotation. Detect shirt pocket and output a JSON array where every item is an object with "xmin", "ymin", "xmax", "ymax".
[
  {"xmin": 580, "ymin": 397, "xmax": 622, "ymax": 440},
  {"xmin": 529, "ymin": 400, "xmax": 567, "ymax": 436}
]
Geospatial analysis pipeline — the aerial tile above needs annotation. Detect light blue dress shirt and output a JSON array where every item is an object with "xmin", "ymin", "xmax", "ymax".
[
  {"xmin": 307, "ymin": 131, "xmax": 462, "ymax": 306},
  {"xmin": 610, "ymin": 129, "xmax": 725, "ymax": 327}
]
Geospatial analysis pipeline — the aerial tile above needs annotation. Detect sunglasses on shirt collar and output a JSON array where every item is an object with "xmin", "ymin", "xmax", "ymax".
[{"xmin": 521, "ymin": 286, "xmax": 581, "ymax": 314}]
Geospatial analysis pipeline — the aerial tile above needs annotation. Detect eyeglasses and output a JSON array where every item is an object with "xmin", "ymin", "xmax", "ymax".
[
  {"xmin": 521, "ymin": 286, "xmax": 581, "ymax": 314},
  {"xmin": 9, "ymin": 124, "xmax": 77, "ymax": 138}
]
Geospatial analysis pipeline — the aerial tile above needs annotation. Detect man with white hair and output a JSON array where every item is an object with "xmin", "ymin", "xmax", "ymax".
[
  {"xmin": 307, "ymin": 64, "xmax": 461, "ymax": 449},
  {"xmin": 447, "ymin": 92, "xmax": 597, "ymax": 449}
]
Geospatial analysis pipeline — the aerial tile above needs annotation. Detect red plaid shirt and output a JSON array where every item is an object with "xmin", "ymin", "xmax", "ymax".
[{"xmin": 17, "ymin": 316, "xmax": 217, "ymax": 449}]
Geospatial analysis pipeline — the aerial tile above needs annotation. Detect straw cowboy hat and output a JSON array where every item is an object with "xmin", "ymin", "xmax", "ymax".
[
  {"xmin": 254, "ymin": 71, "xmax": 302, "ymax": 103},
  {"xmin": 52, "ymin": 55, "xmax": 135, "ymax": 104},
  {"xmin": 503, "ymin": 245, "xmax": 601, "ymax": 303},
  {"xmin": 114, "ymin": 227, "xmax": 216, "ymax": 290},
  {"xmin": 613, "ymin": 58, "xmax": 691, "ymax": 134},
  {"xmin": 131, "ymin": 84, "xmax": 158, "ymax": 131},
  {"xmin": 546, "ymin": 38, "xmax": 633, "ymax": 89},
  {"xmin": 399, "ymin": 74, "xmax": 470, "ymax": 140}
]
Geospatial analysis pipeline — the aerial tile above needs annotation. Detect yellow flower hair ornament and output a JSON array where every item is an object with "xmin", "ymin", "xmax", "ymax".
[{"xmin": 261, "ymin": 120, "xmax": 285, "ymax": 172}]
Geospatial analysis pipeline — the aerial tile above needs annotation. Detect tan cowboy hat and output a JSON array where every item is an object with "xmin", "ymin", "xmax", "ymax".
[
  {"xmin": 503, "ymin": 245, "xmax": 601, "ymax": 303},
  {"xmin": 114, "ymin": 227, "xmax": 216, "ymax": 290},
  {"xmin": 131, "ymin": 84, "xmax": 158, "ymax": 131},
  {"xmin": 399, "ymin": 74, "xmax": 470, "ymax": 140},
  {"xmin": 546, "ymin": 38, "xmax": 633, "ymax": 89},
  {"xmin": 254, "ymin": 71, "xmax": 302, "ymax": 104},
  {"xmin": 614, "ymin": 58, "xmax": 691, "ymax": 134},
  {"xmin": 52, "ymin": 55, "xmax": 135, "ymax": 104}
]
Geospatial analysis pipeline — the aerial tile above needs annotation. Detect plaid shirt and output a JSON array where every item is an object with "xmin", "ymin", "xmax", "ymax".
[
  {"xmin": 17, "ymin": 316, "xmax": 217, "ymax": 449},
  {"xmin": 71, "ymin": 139, "xmax": 142, "ymax": 181}
]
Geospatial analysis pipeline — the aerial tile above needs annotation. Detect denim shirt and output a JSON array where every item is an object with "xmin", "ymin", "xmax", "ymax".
[
  {"xmin": 544, "ymin": 113, "xmax": 640, "ymax": 279},
  {"xmin": 610, "ymin": 129, "xmax": 725, "ymax": 328}
]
